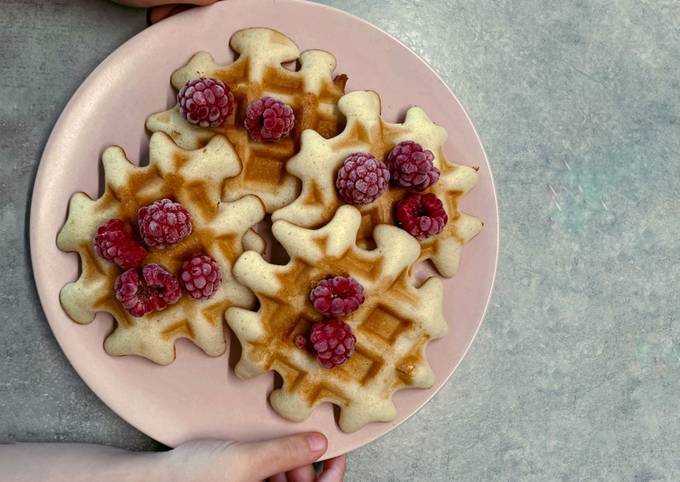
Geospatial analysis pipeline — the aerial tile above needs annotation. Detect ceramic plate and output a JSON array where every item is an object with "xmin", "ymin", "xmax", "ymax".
[{"xmin": 30, "ymin": 0, "xmax": 498, "ymax": 458}]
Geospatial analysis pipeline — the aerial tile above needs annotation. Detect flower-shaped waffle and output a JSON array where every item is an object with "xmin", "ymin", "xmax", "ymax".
[
  {"xmin": 226, "ymin": 205, "xmax": 446, "ymax": 432},
  {"xmin": 272, "ymin": 90, "xmax": 482, "ymax": 277},
  {"xmin": 147, "ymin": 27, "xmax": 348, "ymax": 212},
  {"xmin": 57, "ymin": 132, "xmax": 266, "ymax": 365}
]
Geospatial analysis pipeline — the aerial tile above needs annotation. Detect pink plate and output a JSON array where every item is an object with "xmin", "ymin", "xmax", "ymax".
[{"xmin": 30, "ymin": 0, "xmax": 498, "ymax": 458}]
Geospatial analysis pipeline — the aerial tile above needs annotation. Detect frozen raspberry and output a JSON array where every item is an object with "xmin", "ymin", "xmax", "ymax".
[
  {"xmin": 244, "ymin": 96, "xmax": 295, "ymax": 142},
  {"xmin": 395, "ymin": 193, "xmax": 448, "ymax": 240},
  {"xmin": 309, "ymin": 319, "xmax": 356, "ymax": 369},
  {"xmin": 179, "ymin": 254, "xmax": 222, "ymax": 300},
  {"xmin": 387, "ymin": 141, "xmax": 440, "ymax": 190},
  {"xmin": 178, "ymin": 77, "xmax": 234, "ymax": 127},
  {"xmin": 93, "ymin": 219, "xmax": 147, "ymax": 270},
  {"xmin": 335, "ymin": 153, "xmax": 390, "ymax": 205},
  {"xmin": 114, "ymin": 264, "xmax": 181, "ymax": 317},
  {"xmin": 138, "ymin": 199, "xmax": 192, "ymax": 249},
  {"xmin": 310, "ymin": 276, "xmax": 365, "ymax": 317}
]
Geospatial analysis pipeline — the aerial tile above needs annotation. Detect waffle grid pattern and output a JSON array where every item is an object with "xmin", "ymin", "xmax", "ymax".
[
  {"xmin": 57, "ymin": 132, "xmax": 265, "ymax": 364},
  {"xmin": 147, "ymin": 28, "xmax": 348, "ymax": 212},
  {"xmin": 227, "ymin": 206, "xmax": 447, "ymax": 432}
]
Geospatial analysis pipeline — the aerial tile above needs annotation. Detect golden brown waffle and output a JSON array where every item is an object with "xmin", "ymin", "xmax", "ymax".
[
  {"xmin": 272, "ymin": 90, "xmax": 482, "ymax": 277},
  {"xmin": 146, "ymin": 27, "xmax": 348, "ymax": 213},
  {"xmin": 226, "ymin": 205, "xmax": 446, "ymax": 432},
  {"xmin": 57, "ymin": 132, "xmax": 266, "ymax": 365}
]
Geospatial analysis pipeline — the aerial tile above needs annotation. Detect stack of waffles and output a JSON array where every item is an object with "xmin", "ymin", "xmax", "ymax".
[{"xmin": 58, "ymin": 28, "xmax": 482, "ymax": 432}]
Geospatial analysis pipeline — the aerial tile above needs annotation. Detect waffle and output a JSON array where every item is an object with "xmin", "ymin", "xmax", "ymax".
[
  {"xmin": 146, "ymin": 27, "xmax": 348, "ymax": 213},
  {"xmin": 226, "ymin": 205, "xmax": 446, "ymax": 432},
  {"xmin": 57, "ymin": 132, "xmax": 266, "ymax": 365},
  {"xmin": 272, "ymin": 90, "xmax": 482, "ymax": 277}
]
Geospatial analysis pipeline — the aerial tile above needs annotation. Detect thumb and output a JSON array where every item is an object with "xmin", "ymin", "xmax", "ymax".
[{"xmin": 232, "ymin": 432, "xmax": 328, "ymax": 480}]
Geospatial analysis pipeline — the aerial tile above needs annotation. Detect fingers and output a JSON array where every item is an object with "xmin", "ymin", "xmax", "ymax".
[
  {"xmin": 268, "ymin": 473, "xmax": 288, "ymax": 482},
  {"xmin": 114, "ymin": 0, "xmax": 217, "ymax": 7},
  {"xmin": 286, "ymin": 464, "xmax": 316, "ymax": 482},
  {"xmin": 233, "ymin": 432, "xmax": 327, "ymax": 481},
  {"xmin": 267, "ymin": 455, "xmax": 347, "ymax": 482},
  {"xmin": 318, "ymin": 455, "xmax": 347, "ymax": 482},
  {"xmin": 148, "ymin": 4, "xmax": 192, "ymax": 23}
]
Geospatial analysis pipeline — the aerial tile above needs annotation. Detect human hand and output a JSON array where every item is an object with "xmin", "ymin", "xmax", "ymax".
[
  {"xmin": 165, "ymin": 433, "xmax": 346, "ymax": 482},
  {"xmin": 1, "ymin": 432, "xmax": 346, "ymax": 482},
  {"xmin": 112, "ymin": 0, "xmax": 219, "ymax": 24}
]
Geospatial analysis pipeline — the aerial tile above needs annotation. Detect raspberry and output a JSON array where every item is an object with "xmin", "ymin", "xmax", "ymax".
[
  {"xmin": 395, "ymin": 193, "xmax": 448, "ymax": 240},
  {"xmin": 138, "ymin": 199, "xmax": 192, "ymax": 249},
  {"xmin": 310, "ymin": 276, "xmax": 365, "ymax": 317},
  {"xmin": 387, "ymin": 141, "xmax": 440, "ymax": 190},
  {"xmin": 335, "ymin": 153, "xmax": 390, "ymax": 205},
  {"xmin": 178, "ymin": 77, "xmax": 234, "ymax": 127},
  {"xmin": 93, "ymin": 219, "xmax": 147, "ymax": 270},
  {"xmin": 179, "ymin": 254, "xmax": 222, "ymax": 300},
  {"xmin": 309, "ymin": 319, "xmax": 356, "ymax": 369},
  {"xmin": 244, "ymin": 96, "xmax": 295, "ymax": 142},
  {"xmin": 114, "ymin": 264, "xmax": 181, "ymax": 317}
]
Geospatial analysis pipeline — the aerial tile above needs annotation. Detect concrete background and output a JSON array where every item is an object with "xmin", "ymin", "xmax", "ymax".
[{"xmin": 1, "ymin": 0, "xmax": 679, "ymax": 480}]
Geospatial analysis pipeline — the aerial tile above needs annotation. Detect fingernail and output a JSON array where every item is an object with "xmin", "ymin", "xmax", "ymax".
[{"xmin": 307, "ymin": 433, "xmax": 326, "ymax": 452}]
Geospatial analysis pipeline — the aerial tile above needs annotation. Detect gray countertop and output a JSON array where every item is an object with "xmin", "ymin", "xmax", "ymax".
[{"xmin": 1, "ymin": 0, "xmax": 679, "ymax": 480}]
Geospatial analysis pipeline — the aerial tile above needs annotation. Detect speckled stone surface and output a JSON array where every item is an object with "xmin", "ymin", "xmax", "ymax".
[{"xmin": 1, "ymin": 0, "xmax": 679, "ymax": 480}]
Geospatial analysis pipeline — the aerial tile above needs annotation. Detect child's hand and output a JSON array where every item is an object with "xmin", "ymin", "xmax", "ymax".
[
  {"xmin": 1, "ymin": 432, "xmax": 347, "ymax": 482},
  {"xmin": 113, "ymin": 0, "xmax": 219, "ymax": 24},
  {"xmin": 168, "ymin": 435, "xmax": 347, "ymax": 481}
]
